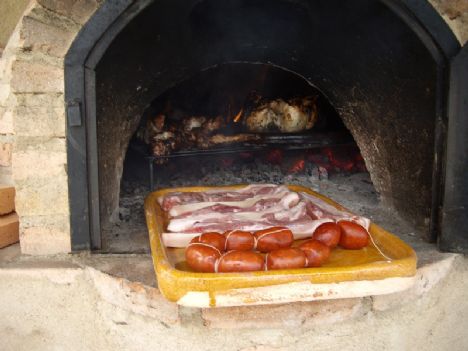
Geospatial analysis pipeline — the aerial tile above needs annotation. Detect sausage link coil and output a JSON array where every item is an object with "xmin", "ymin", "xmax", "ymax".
[
  {"xmin": 185, "ymin": 243, "xmax": 222, "ymax": 273},
  {"xmin": 265, "ymin": 248, "xmax": 307, "ymax": 270},
  {"xmin": 190, "ymin": 232, "xmax": 226, "ymax": 252},
  {"xmin": 185, "ymin": 227, "xmax": 334, "ymax": 273},
  {"xmin": 312, "ymin": 222, "xmax": 341, "ymax": 248},
  {"xmin": 223, "ymin": 230, "xmax": 256, "ymax": 251},
  {"xmin": 337, "ymin": 221, "xmax": 369, "ymax": 249},
  {"xmin": 216, "ymin": 250, "xmax": 265, "ymax": 272},
  {"xmin": 298, "ymin": 239, "xmax": 330, "ymax": 267},
  {"xmin": 254, "ymin": 226, "xmax": 294, "ymax": 252}
]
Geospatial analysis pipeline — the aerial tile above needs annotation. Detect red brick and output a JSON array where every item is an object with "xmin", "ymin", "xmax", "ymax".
[{"xmin": 0, "ymin": 212, "xmax": 19, "ymax": 249}]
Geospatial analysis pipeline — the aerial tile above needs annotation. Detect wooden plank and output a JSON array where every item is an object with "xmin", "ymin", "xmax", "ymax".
[
  {"xmin": 0, "ymin": 212, "xmax": 19, "ymax": 249},
  {"xmin": 0, "ymin": 185, "xmax": 15, "ymax": 215}
]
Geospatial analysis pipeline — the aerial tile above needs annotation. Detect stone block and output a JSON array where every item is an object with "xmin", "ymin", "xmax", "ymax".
[
  {"xmin": 15, "ymin": 93, "xmax": 64, "ymax": 108},
  {"xmin": 430, "ymin": 0, "xmax": 468, "ymax": 19},
  {"xmin": 87, "ymin": 267, "xmax": 180, "ymax": 325},
  {"xmin": 14, "ymin": 175, "xmax": 69, "ymax": 216},
  {"xmin": 20, "ymin": 15, "xmax": 76, "ymax": 58},
  {"xmin": 0, "ymin": 108, "xmax": 14, "ymax": 134},
  {"xmin": 20, "ymin": 226, "xmax": 71, "ymax": 255},
  {"xmin": 18, "ymin": 214, "xmax": 70, "ymax": 255},
  {"xmin": 202, "ymin": 298, "xmax": 366, "ymax": 329},
  {"xmin": 372, "ymin": 255, "xmax": 457, "ymax": 311},
  {"xmin": 0, "ymin": 166, "xmax": 12, "ymax": 185},
  {"xmin": 0, "ymin": 143, "xmax": 12, "ymax": 167},
  {"xmin": 14, "ymin": 136, "xmax": 66, "ymax": 153},
  {"xmin": 14, "ymin": 105, "xmax": 65, "ymax": 137},
  {"xmin": 0, "ymin": 212, "xmax": 19, "ymax": 249},
  {"xmin": 19, "ymin": 214, "xmax": 70, "ymax": 233},
  {"xmin": 429, "ymin": 0, "xmax": 468, "ymax": 44},
  {"xmin": 11, "ymin": 59, "xmax": 64, "ymax": 93},
  {"xmin": 13, "ymin": 148, "xmax": 66, "ymax": 181},
  {"xmin": 0, "ymin": 185, "xmax": 15, "ymax": 215},
  {"xmin": 37, "ymin": 0, "xmax": 102, "ymax": 25}
]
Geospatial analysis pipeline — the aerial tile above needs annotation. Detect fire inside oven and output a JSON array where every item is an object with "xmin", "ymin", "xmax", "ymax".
[{"xmin": 123, "ymin": 63, "xmax": 364, "ymax": 190}]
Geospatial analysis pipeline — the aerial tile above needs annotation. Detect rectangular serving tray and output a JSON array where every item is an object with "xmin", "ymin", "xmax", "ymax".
[{"xmin": 145, "ymin": 185, "xmax": 417, "ymax": 308}]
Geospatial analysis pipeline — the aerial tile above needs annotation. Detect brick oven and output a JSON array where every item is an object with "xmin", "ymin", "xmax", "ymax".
[
  {"xmin": 2, "ymin": 2, "xmax": 468, "ymax": 349},
  {"xmin": 0, "ymin": 0, "xmax": 467, "ymax": 255}
]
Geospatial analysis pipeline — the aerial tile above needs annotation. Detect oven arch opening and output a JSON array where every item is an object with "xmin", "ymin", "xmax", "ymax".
[{"xmin": 64, "ymin": 0, "xmax": 460, "ymax": 251}]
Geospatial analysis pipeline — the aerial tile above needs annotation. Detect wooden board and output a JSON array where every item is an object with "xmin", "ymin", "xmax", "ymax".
[
  {"xmin": 0, "ymin": 212, "xmax": 19, "ymax": 249},
  {"xmin": 0, "ymin": 185, "xmax": 15, "ymax": 215},
  {"xmin": 145, "ymin": 185, "xmax": 417, "ymax": 307}
]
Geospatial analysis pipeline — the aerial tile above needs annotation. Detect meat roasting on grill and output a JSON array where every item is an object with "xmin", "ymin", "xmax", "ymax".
[
  {"xmin": 244, "ymin": 96, "xmax": 318, "ymax": 133},
  {"xmin": 137, "ymin": 96, "xmax": 318, "ymax": 162}
]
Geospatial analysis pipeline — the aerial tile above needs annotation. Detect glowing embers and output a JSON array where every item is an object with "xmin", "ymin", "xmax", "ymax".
[
  {"xmin": 265, "ymin": 145, "xmax": 367, "ymax": 177},
  {"xmin": 151, "ymin": 144, "xmax": 367, "ymax": 188}
]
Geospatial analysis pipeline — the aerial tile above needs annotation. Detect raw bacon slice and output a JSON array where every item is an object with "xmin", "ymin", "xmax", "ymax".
[
  {"xmin": 170, "ymin": 192, "xmax": 299, "ymax": 221},
  {"xmin": 300, "ymin": 192, "xmax": 370, "ymax": 229},
  {"xmin": 167, "ymin": 188, "xmax": 296, "ymax": 217},
  {"xmin": 159, "ymin": 184, "xmax": 286, "ymax": 212},
  {"xmin": 167, "ymin": 199, "xmax": 303, "ymax": 232}
]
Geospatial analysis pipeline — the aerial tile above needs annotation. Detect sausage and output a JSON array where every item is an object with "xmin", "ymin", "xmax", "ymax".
[
  {"xmin": 299, "ymin": 239, "xmax": 330, "ymax": 267},
  {"xmin": 265, "ymin": 248, "xmax": 307, "ymax": 270},
  {"xmin": 216, "ymin": 250, "xmax": 265, "ymax": 272},
  {"xmin": 337, "ymin": 220, "xmax": 369, "ymax": 249},
  {"xmin": 224, "ymin": 230, "xmax": 255, "ymax": 251},
  {"xmin": 312, "ymin": 222, "xmax": 341, "ymax": 248},
  {"xmin": 254, "ymin": 227, "xmax": 294, "ymax": 253},
  {"xmin": 185, "ymin": 243, "xmax": 222, "ymax": 272},
  {"xmin": 190, "ymin": 232, "xmax": 226, "ymax": 252}
]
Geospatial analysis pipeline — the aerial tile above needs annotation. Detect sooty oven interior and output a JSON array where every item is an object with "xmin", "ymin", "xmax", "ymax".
[{"xmin": 66, "ymin": 0, "xmax": 466, "ymax": 253}]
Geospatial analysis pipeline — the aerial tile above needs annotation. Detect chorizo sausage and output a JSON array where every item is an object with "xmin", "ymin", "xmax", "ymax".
[
  {"xmin": 223, "ymin": 230, "xmax": 255, "ymax": 251},
  {"xmin": 185, "ymin": 243, "xmax": 222, "ymax": 273},
  {"xmin": 337, "ymin": 220, "xmax": 369, "ymax": 249},
  {"xmin": 265, "ymin": 248, "xmax": 307, "ymax": 270},
  {"xmin": 312, "ymin": 222, "xmax": 341, "ymax": 248},
  {"xmin": 298, "ymin": 239, "xmax": 330, "ymax": 267},
  {"xmin": 190, "ymin": 232, "xmax": 226, "ymax": 252},
  {"xmin": 216, "ymin": 250, "xmax": 265, "ymax": 272},
  {"xmin": 254, "ymin": 227, "xmax": 294, "ymax": 253}
]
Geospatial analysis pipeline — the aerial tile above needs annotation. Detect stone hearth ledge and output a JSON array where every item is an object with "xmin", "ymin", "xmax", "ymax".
[{"xmin": 0, "ymin": 243, "xmax": 463, "ymax": 330}]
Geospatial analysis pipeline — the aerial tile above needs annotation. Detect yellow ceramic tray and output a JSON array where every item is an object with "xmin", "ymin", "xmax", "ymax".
[{"xmin": 145, "ymin": 185, "xmax": 417, "ymax": 307}]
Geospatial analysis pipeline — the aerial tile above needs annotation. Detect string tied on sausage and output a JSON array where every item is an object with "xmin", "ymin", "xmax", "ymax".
[{"xmin": 338, "ymin": 219, "xmax": 392, "ymax": 262}]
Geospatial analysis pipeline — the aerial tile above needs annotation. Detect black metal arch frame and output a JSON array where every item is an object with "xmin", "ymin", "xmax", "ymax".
[{"xmin": 64, "ymin": 0, "xmax": 462, "ymax": 251}]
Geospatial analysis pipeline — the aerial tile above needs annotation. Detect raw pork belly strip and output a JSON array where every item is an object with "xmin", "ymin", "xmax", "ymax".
[
  {"xmin": 168, "ymin": 201, "xmax": 309, "ymax": 232},
  {"xmin": 159, "ymin": 184, "xmax": 284, "ymax": 212},
  {"xmin": 168, "ymin": 193, "xmax": 301, "ymax": 231},
  {"xmin": 167, "ymin": 188, "xmax": 294, "ymax": 217},
  {"xmin": 159, "ymin": 184, "xmax": 370, "ymax": 248}
]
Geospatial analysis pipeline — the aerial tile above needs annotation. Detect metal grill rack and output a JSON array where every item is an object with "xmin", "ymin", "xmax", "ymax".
[{"xmin": 144, "ymin": 132, "xmax": 355, "ymax": 190}]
